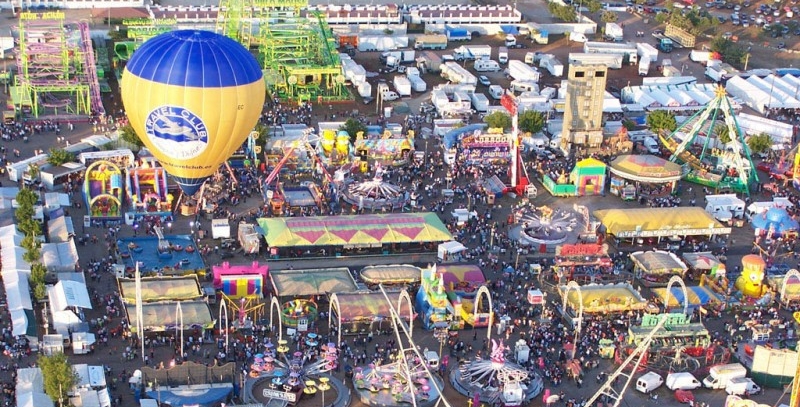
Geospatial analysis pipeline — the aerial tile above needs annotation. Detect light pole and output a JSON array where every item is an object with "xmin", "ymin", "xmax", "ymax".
[{"xmin": 434, "ymin": 326, "xmax": 449, "ymax": 359}]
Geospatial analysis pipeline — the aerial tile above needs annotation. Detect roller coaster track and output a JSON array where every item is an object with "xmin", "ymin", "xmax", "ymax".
[{"xmin": 78, "ymin": 21, "xmax": 105, "ymax": 117}]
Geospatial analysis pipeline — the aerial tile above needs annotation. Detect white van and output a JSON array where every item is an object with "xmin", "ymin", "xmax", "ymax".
[
  {"xmin": 643, "ymin": 137, "xmax": 660, "ymax": 154},
  {"xmin": 570, "ymin": 32, "xmax": 588, "ymax": 43},
  {"xmin": 489, "ymin": 85, "xmax": 505, "ymax": 100},
  {"xmin": 666, "ymin": 372, "xmax": 702, "ymax": 390},
  {"xmin": 725, "ymin": 377, "xmax": 761, "ymax": 396},
  {"xmin": 636, "ymin": 372, "xmax": 664, "ymax": 394},
  {"xmin": 424, "ymin": 351, "xmax": 440, "ymax": 368}
]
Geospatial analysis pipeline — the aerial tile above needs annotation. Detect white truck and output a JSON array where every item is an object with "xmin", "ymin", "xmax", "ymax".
[
  {"xmin": 441, "ymin": 62, "xmax": 478, "ymax": 85},
  {"xmin": 569, "ymin": 32, "xmax": 588, "ymax": 43},
  {"xmin": 636, "ymin": 42, "xmax": 659, "ymax": 62},
  {"xmin": 454, "ymin": 45, "xmax": 492, "ymax": 61},
  {"xmin": 639, "ymin": 56, "xmax": 651, "ymax": 76},
  {"xmin": 504, "ymin": 35, "xmax": 517, "ymax": 47},
  {"xmin": 408, "ymin": 75, "xmax": 427, "ymax": 92},
  {"xmin": 703, "ymin": 363, "xmax": 747, "ymax": 389},
  {"xmin": 568, "ymin": 53, "xmax": 623, "ymax": 69},
  {"xmin": 690, "ymin": 50, "xmax": 712, "ymax": 65},
  {"xmin": 393, "ymin": 75, "xmax": 412, "ymax": 97},
  {"xmin": 583, "ymin": 41, "xmax": 638, "ymax": 65},
  {"xmin": 507, "ymin": 60, "xmax": 541, "ymax": 82},
  {"xmin": 498, "ymin": 46, "xmax": 509, "ymax": 64},
  {"xmin": 705, "ymin": 60, "xmax": 739, "ymax": 82},
  {"xmin": 538, "ymin": 54, "xmax": 564, "ymax": 77},
  {"xmin": 605, "ymin": 22, "xmax": 624, "ymax": 42},
  {"xmin": 470, "ymin": 92, "xmax": 490, "ymax": 113},
  {"xmin": 416, "ymin": 51, "xmax": 443, "ymax": 74},
  {"xmin": 376, "ymin": 83, "xmax": 399, "ymax": 101},
  {"xmin": 725, "ymin": 377, "xmax": 761, "ymax": 396},
  {"xmin": 474, "ymin": 59, "xmax": 501, "ymax": 72},
  {"xmin": 489, "ymin": 85, "xmax": 504, "ymax": 100},
  {"xmin": 414, "ymin": 34, "xmax": 448, "ymax": 50}
]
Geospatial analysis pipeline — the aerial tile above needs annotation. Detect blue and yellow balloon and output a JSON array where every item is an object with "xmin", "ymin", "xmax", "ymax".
[{"xmin": 121, "ymin": 30, "xmax": 265, "ymax": 195}]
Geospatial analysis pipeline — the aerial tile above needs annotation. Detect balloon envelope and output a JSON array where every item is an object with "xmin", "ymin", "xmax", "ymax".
[{"xmin": 121, "ymin": 30, "xmax": 265, "ymax": 195}]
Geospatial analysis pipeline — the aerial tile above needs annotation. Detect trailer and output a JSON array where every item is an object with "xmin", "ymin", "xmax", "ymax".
[
  {"xmin": 416, "ymin": 51, "xmax": 443, "ymax": 74},
  {"xmin": 474, "ymin": 59, "xmax": 501, "ymax": 72},
  {"xmin": 665, "ymin": 24, "xmax": 695, "ymax": 48},
  {"xmin": 446, "ymin": 26, "xmax": 472, "ymax": 42},
  {"xmin": 636, "ymin": 42, "xmax": 659, "ymax": 61},
  {"xmin": 498, "ymin": 46, "xmax": 509, "ymax": 64},
  {"xmin": 639, "ymin": 56, "xmax": 651, "ymax": 76},
  {"xmin": 441, "ymin": 62, "xmax": 478, "ymax": 85},
  {"xmin": 454, "ymin": 45, "xmax": 492, "ymax": 61},
  {"xmin": 507, "ymin": 60, "xmax": 541, "ymax": 82},
  {"xmin": 408, "ymin": 75, "xmax": 427, "ymax": 92},
  {"xmin": 470, "ymin": 92, "xmax": 490, "ymax": 113},
  {"xmin": 393, "ymin": 76, "xmax": 412, "ymax": 97},
  {"xmin": 381, "ymin": 50, "xmax": 416, "ymax": 69},
  {"xmin": 414, "ymin": 34, "xmax": 448, "ymax": 50},
  {"xmin": 532, "ymin": 28, "xmax": 549, "ymax": 44},
  {"xmin": 583, "ymin": 41, "xmax": 638, "ymax": 65},
  {"xmin": 538, "ymin": 54, "xmax": 564, "ymax": 77},
  {"xmin": 605, "ymin": 22, "xmax": 624, "ymax": 42},
  {"xmin": 568, "ymin": 53, "xmax": 623, "ymax": 69},
  {"xmin": 690, "ymin": 50, "xmax": 712, "ymax": 65},
  {"xmin": 705, "ymin": 60, "xmax": 738, "ymax": 82}
]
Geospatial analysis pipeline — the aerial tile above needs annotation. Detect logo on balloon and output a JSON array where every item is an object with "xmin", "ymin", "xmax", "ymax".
[{"xmin": 145, "ymin": 106, "xmax": 209, "ymax": 160}]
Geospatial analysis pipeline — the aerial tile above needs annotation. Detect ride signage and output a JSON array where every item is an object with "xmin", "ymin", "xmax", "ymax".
[
  {"xmin": 556, "ymin": 244, "xmax": 605, "ymax": 257},
  {"xmin": 262, "ymin": 388, "xmax": 297, "ymax": 403}
]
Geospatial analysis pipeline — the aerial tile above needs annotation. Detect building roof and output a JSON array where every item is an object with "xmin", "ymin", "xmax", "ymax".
[{"xmin": 594, "ymin": 207, "xmax": 731, "ymax": 238}]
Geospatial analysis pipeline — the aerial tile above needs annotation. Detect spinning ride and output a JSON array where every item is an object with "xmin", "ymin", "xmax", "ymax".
[
  {"xmin": 659, "ymin": 86, "xmax": 757, "ymax": 194},
  {"xmin": 352, "ymin": 349, "xmax": 445, "ymax": 407},
  {"xmin": 511, "ymin": 205, "xmax": 581, "ymax": 246},
  {"xmin": 342, "ymin": 169, "xmax": 408, "ymax": 211},
  {"xmin": 450, "ymin": 340, "xmax": 543, "ymax": 407},
  {"xmin": 281, "ymin": 299, "xmax": 319, "ymax": 328}
]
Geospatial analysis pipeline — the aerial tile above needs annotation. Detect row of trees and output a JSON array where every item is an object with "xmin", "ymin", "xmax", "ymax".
[
  {"xmin": 645, "ymin": 110, "xmax": 772, "ymax": 154},
  {"xmin": 15, "ymin": 188, "xmax": 47, "ymax": 301},
  {"xmin": 483, "ymin": 110, "xmax": 546, "ymax": 134}
]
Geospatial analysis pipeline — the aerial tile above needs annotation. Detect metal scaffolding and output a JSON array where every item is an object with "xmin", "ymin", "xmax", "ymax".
[
  {"xmin": 216, "ymin": 0, "xmax": 348, "ymax": 102},
  {"xmin": 15, "ymin": 12, "xmax": 95, "ymax": 119}
]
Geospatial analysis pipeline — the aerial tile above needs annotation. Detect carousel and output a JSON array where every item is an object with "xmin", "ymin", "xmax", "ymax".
[
  {"xmin": 450, "ymin": 340, "xmax": 543, "ymax": 407},
  {"xmin": 247, "ymin": 335, "xmax": 348, "ymax": 406},
  {"xmin": 510, "ymin": 205, "xmax": 582, "ymax": 246},
  {"xmin": 608, "ymin": 155, "xmax": 683, "ymax": 200},
  {"xmin": 352, "ymin": 349, "xmax": 445, "ymax": 407},
  {"xmin": 341, "ymin": 170, "xmax": 408, "ymax": 211}
]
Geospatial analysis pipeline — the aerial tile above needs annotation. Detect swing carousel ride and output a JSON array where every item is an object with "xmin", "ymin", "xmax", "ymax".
[
  {"xmin": 352, "ymin": 348, "xmax": 445, "ymax": 407},
  {"xmin": 450, "ymin": 340, "xmax": 543, "ymax": 407},
  {"xmin": 341, "ymin": 167, "xmax": 409, "ymax": 211},
  {"xmin": 659, "ymin": 86, "xmax": 757, "ymax": 194},
  {"xmin": 510, "ymin": 205, "xmax": 583, "ymax": 246}
]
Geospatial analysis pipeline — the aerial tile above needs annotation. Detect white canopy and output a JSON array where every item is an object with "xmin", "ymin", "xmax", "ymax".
[
  {"xmin": 684, "ymin": 88, "xmax": 712, "ymax": 105},
  {"xmin": 47, "ymin": 217, "xmax": 75, "ymax": 243},
  {"xmin": 16, "ymin": 368, "xmax": 44, "ymax": 394},
  {"xmin": 41, "ymin": 241, "xmax": 79, "ymax": 272},
  {"xmin": 726, "ymin": 76, "xmax": 772, "ymax": 114},
  {"xmin": 44, "ymin": 192, "xmax": 71, "ymax": 209},
  {"xmin": 72, "ymin": 388, "xmax": 111, "ymax": 407},
  {"xmin": 3, "ymin": 270, "xmax": 32, "ymax": 312},
  {"xmin": 763, "ymin": 74, "xmax": 798, "ymax": 97},
  {"xmin": 648, "ymin": 88, "xmax": 680, "ymax": 107},
  {"xmin": 666, "ymin": 89, "xmax": 696, "ymax": 106},
  {"xmin": 747, "ymin": 75, "xmax": 800, "ymax": 108},
  {"xmin": 73, "ymin": 364, "xmax": 107, "ymax": 389},
  {"xmin": 631, "ymin": 88, "xmax": 657, "ymax": 108},
  {"xmin": 52, "ymin": 310, "xmax": 82, "ymax": 336},
  {"xmin": 1, "ymin": 246, "xmax": 31, "ymax": 272},
  {"xmin": 49, "ymin": 280, "xmax": 92, "ymax": 311},
  {"xmin": 0, "ymin": 187, "xmax": 19, "ymax": 209},
  {"xmin": 17, "ymin": 391, "xmax": 54, "ymax": 407},
  {"xmin": 10, "ymin": 309, "xmax": 30, "ymax": 337},
  {"xmin": 0, "ymin": 224, "xmax": 22, "ymax": 241}
]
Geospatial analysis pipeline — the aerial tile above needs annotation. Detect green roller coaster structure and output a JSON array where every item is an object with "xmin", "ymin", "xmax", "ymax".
[{"xmin": 216, "ymin": 0, "xmax": 348, "ymax": 102}]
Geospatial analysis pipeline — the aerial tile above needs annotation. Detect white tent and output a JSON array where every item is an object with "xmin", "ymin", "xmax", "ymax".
[
  {"xmin": 52, "ymin": 310, "xmax": 83, "ymax": 336},
  {"xmin": 647, "ymin": 88, "xmax": 680, "ymax": 107},
  {"xmin": 747, "ymin": 75, "xmax": 800, "ymax": 108},
  {"xmin": 10, "ymin": 309, "xmax": 30, "ymax": 337},
  {"xmin": 1, "ymin": 246, "xmax": 31, "ymax": 272},
  {"xmin": 47, "ymin": 217, "xmax": 75, "ymax": 243},
  {"xmin": 17, "ymin": 391, "xmax": 54, "ymax": 407},
  {"xmin": 71, "ymin": 388, "xmax": 111, "ymax": 407},
  {"xmin": 16, "ymin": 368, "xmax": 44, "ymax": 394},
  {"xmin": 726, "ymin": 76, "xmax": 771, "ymax": 114},
  {"xmin": 763, "ymin": 74, "xmax": 799, "ymax": 97},
  {"xmin": 73, "ymin": 364, "xmax": 107, "ymax": 389},
  {"xmin": 44, "ymin": 192, "xmax": 71, "ymax": 210},
  {"xmin": 684, "ymin": 88, "xmax": 712, "ymax": 105},
  {"xmin": 49, "ymin": 280, "xmax": 92, "ymax": 312},
  {"xmin": 602, "ymin": 96, "xmax": 623, "ymax": 113},
  {"xmin": 438, "ymin": 241, "xmax": 467, "ymax": 261},
  {"xmin": 631, "ymin": 88, "xmax": 658, "ymax": 108},
  {"xmin": 41, "ymin": 241, "xmax": 79, "ymax": 272},
  {"xmin": 0, "ymin": 187, "xmax": 19, "ymax": 209},
  {"xmin": 0, "ymin": 224, "xmax": 23, "ymax": 244},
  {"xmin": 3, "ymin": 270, "xmax": 33, "ymax": 312},
  {"xmin": 781, "ymin": 74, "xmax": 800, "ymax": 89},
  {"xmin": 666, "ymin": 89, "xmax": 696, "ymax": 106}
]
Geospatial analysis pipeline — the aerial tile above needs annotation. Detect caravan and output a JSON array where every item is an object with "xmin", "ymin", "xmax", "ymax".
[{"xmin": 705, "ymin": 194, "xmax": 745, "ymax": 220}]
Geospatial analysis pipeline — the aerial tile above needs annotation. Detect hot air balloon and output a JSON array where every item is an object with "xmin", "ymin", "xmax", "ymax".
[{"xmin": 121, "ymin": 30, "xmax": 265, "ymax": 195}]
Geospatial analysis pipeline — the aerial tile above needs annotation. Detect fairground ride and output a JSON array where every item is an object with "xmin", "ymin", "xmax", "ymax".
[
  {"xmin": 659, "ymin": 86, "xmax": 756, "ymax": 194},
  {"xmin": 114, "ymin": 18, "xmax": 177, "ymax": 63},
  {"xmin": 15, "ymin": 12, "xmax": 104, "ymax": 119},
  {"xmin": 216, "ymin": 0, "xmax": 348, "ymax": 102}
]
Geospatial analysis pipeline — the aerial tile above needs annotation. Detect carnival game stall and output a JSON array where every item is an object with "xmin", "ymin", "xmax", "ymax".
[
  {"xmin": 212, "ymin": 261, "xmax": 269, "ymax": 299},
  {"xmin": 559, "ymin": 282, "xmax": 648, "ymax": 316},
  {"xmin": 652, "ymin": 285, "xmax": 726, "ymax": 311},
  {"xmin": 117, "ymin": 235, "xmax": 206, "ymax": 277},
  {"xmin": 608, "ymin": 155, "xmax": 682, "ymax": 200},
  {"xmin": 551, "ymin": 243, "xmax": 615, "ymax": 284},
  {"xmin": 682, "ymin": 252, "xmax": 725, "ymax": 277},
  {"xmin": 360, "ymin": 265, "xmax": 422, "ymax": 290},
  {"xmin": 540, "ymin": 158, "xmax": 607, "ymax": 197},
  {"xmin": 118, "ymin": 275, "xmax": 203, "ymax": 303},
  {"xmin": 258, "ymin": 213, "xmax": 453, "ymax": 258},
  {"xmin": 630, "ymin": 250, "xmax": 689, "ymax": 287},
  {"xmin": 83, "ymin": 160, "xmax": 124, "ymax": 219},
  {"xmin": 329, "ymin": 291, "xmax": 411, "ymax": 339},
  {"xmin": 415, "ymin": 264, "xmax": 490, "ymax": 330},
  {"xmin": 354, "ymin": 133, "xmax": 413, "ymax": 167},
  {"xmin": 270, "ymin": 268, "xmax": 359, "ymax": 328},
  {"xmin": 595, "ymin": 207, "xmax": 732, "ymax": 244}
]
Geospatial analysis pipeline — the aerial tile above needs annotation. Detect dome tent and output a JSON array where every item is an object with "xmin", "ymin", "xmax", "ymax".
[{"xmin": 751, "ymin": 207, "xmax": 799, "ymax": 236}]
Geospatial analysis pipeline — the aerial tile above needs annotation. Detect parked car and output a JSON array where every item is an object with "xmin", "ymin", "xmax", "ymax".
[
  {"xmin": 778, "ymin": 42, "xmax": 787, "ymax": 49},
  {"xmin": 478, "ymin": 75, "xmax": 491, "ymax": 86}
]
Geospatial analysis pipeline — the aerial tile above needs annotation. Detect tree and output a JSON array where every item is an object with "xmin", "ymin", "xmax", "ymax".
[
  {"xmin": 709, "ymin": 36, "xmax": 748, "ymax": 68},
  {"xmin": 518, "ymin": 111, "xmax": 546, "ymax": 134},
  {"xmin": 600, "ymin": 11, "xmax": 618, "ymax": 23},
  {"xmin": 47, "ymin": 148, "xmax": 76, "ymax": 166},
  {"xmin": 548, "ymin": 2, "xmax": 577, "ymax": 22},
  {"xmin": 39, "ymin": 353, "xmax": 78, "ymax": 405},
  {"xmin": 622, "ymin": 119, "xmax": 636, "ymax": 131},
  {"xmin": 27, "ymin": 163, "xmax": 40, "ymax": 181},
  {"xmin": 646, "ymin": 110, "xmax": 677, "ymax": 133},
  {"xmin": 22, "ymin": 246, "xmax": 41, "ymax": 265},
  {"xmin": 715, "ymin": 125, "xmax": 732, "ymax": 144},
  {"xmin": 340, "ymin": 118, "xmax": 367, "ymax": 143},
  {"xmin": 747, "ymin": 133, "xmax": 773, "ymax": 155},
  {"xmin": 483, "ymin": 111, "xmax": 512, "ymax": 131},
  {"xmin": 584, "ymin": 0, "xmax": 603, "ymax": 14},
  {"xmin": 119, "ymin": 124, "xmax": 144, "ymax": 148}
]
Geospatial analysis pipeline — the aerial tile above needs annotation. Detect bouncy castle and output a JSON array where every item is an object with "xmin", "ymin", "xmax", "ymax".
[
  {"xmin": 83, "ymin": 160, "xmax": 124, "ymax": 219},
  {"xmin": 126, "ymin": 158, "xmax": 173, "ymax": 215}
]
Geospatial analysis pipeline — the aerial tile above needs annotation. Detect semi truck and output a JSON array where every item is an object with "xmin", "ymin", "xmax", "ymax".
[
  {"xmin": 474, "ymin": 59, "xmax": 501, "ymax": 72},
  {"xmin": 507, "ymin": 60, "xmax": 541, "ymax": 82},
  {"xmin": 703, "ymin": 364, "xmax": 747, "ymax": 389},
  {"xmin": 531, "ymin": 28, "xmax": 549, "ymax": 44},
  {"xmin": 583, "ymin": 41, "xmax": 638, "ymax": 65},
  {"xmin": 705, "ymin": 60, "xmax": 739, "ymax": 82},
  {"xmin": 604, "ymin": 22, "xmax": 624, "ymax": 42},
  {"xmin": 416, "ymin": 51, "xmax": 443, "ymax": 74},
  {"xmin": 568, "ymin": 53, "xmax": 623, "ymax": 69},
  {"xmin": 445, "ymin": 26, "xmax": 471, "ymax": 42},
  {"xmin": 441, "ymin": 62, "xmax": 478, "ymax": 84},
  {"xmin": 454, "ymin": 45, "xmax": 492, "ymax": 61},
  {"xmin": 414, "ymin": 34, "xmax": 448, "ymax": 50},
  {"xmin": 636, "ymin": 42, "xmax": 659, "ymax": 62},
  {"xmin": 539, "ymin": 54, "xmax": 564, "ymax": 77},
  {"xmin": 664, "ymin": 24, "xmax": 695, "ymax": 48}
]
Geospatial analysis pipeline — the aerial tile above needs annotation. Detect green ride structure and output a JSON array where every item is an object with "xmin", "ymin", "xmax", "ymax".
[
  {"xmin": 216, "ymin": 0, "xmax": 348, "ymax": 102},
  {"xmin": 659, "ymin": 86, "xmax": 757, "ymax": 194}
]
